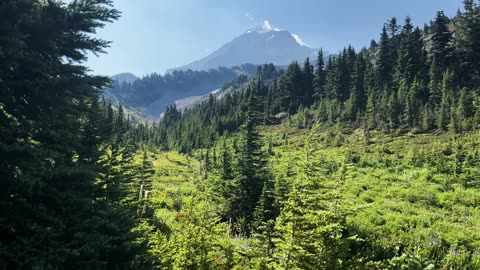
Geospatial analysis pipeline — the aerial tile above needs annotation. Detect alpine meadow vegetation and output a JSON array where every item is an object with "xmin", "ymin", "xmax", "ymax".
[{"xmin": 1, "ymin": 0, "xmax": 480, "ymax": 269}]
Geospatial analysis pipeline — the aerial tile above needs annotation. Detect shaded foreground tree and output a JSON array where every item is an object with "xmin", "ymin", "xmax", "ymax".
[{"xmin": 0, "ymin": 1, "xmax": 155, "ymax": 269}]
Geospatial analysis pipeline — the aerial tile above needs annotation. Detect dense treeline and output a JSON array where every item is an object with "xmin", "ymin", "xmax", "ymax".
[
  {"xmin": 139, "ymin": 67, "xmax": 277, "ymax": 152},
  {"xmin": 143, "ymin": 1, "xmax": 480, "ymax": 153}
]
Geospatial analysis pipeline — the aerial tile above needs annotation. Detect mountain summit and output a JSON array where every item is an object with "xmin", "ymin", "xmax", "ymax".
[
  {"xmin": 170, "ymin": 21, "xmax": 319, "ymax": 72},
  {"xmin": 246, "ymin": 20, "xmax": 279, "ymax": 33}
]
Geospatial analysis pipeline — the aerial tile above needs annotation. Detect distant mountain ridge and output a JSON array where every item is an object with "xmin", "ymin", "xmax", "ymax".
[
  {"xmin": 106, "ymin": 65, "xmax": 258, "ymax": 120},
  {"xmin": 168, "ymin": 21, "xmax": 322, "ymax": 72},
  {"xmin": 108, "ymin": 22, "xmax": 326, "ymax": 120}
]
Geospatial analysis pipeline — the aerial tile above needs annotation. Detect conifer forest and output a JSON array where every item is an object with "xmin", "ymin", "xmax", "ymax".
[{"xmin": 1, "ymin": 1, "xmax": 480, "ymax": 269}]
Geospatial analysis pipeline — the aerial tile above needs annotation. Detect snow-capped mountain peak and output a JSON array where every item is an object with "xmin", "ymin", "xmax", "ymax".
[
  {"xmin": 169, "ymin": 21, "xmax": 322, "ymax": 72},
  {"xmin": 246, "ymin": 21, "xmax": 308, "ymax": 46},
  {"xmin": 262, "ymin": 20, "xmax": 275, "ymax": 31},
  {"xmin": 246, "ymin": 20, "xmax": 281, "ymax": 33}
]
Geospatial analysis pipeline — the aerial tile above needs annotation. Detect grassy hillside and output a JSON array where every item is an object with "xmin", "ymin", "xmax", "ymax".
[
  {"xmin": 139, "ymin": 126, "xmax": 480, "ymax": 269},
  {"xmin": 266, "ymin": 126, "xmax": 480, "ymax": 267}
]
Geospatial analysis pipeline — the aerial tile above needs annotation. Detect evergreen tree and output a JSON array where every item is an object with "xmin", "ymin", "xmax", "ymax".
[
  {"xmin": 276, "ymin": 61, "xmax": 304, "ymax": 114},
  {"xmin": 396, "ymin": 18, "xmax": 424, "ymax": 86},
  {"xmin": 80, "ymin": 97, "xmax": 105, "ymax": 164},
  {"xmin": 421, "ymin": 103, "xmax": 436, "ymax": 131},
  {"xmin": 457, "ymin": 87, "xmax": 474, "ymax": 130},
  {"xmin": 436, "ymin": 100, "xmax": 450, "ymax": 131},
  {"xmin": 346, "ymin": 55, "xmax": 367, "ymax": 120},
  {"xmin": 441, "ymin": 69, "xmax": 456, "ymax": 105},
  {"xmin": 376, "ymin": 26, "xmax": 394, "ymax": 87},
  {"xmin": 274, "ymin": 127, "xmax": 356, "ymax": 270},
  {"xmin": 116, "ymin": 103, "xmax": 125, "ymax": 132},
  {"xmin": 252, "ymin": 173, "xmax": 277, "ymax": 260},
  {"xmin": 221, "ymin": 140, "xmax": 234, "ymax": 182},
  {"xmin": 387, "ymin": 90, "xmax": 402, "ymax": 129},
  {"xmin": 454, "ymin": 0, "xmax": 480, "ymax": 86},
  {"xmin": 314, "ymin": 49, "xmax": 327, "ymax": 100},
  {"xmin": 428, "ymin": 58, "xmax": 443, "ymax": 105},
  {"xmin": 302, "ymin": 57, "xmax": 315, "ymax": 107},
  {"xmin": 230, "ymin": 84, "xmax": 270, "ymax": 233},
  {"xmin": 404, "ymin": 79, "xmax": 423, "ymax": 127},
  {"xmin": 0, "ymin": 1, "xmax": 133, "ymax": 268},
  {"xmin": 387, "ymin": 17, "xmax": 401, "ymax": 46},
  {"xmin": 430, "ymin": 11, "xmax": 454, "ymax": 71},
  {"xmin": 170, "ymin": 200, "xmax": 225, "ymax": 270}
]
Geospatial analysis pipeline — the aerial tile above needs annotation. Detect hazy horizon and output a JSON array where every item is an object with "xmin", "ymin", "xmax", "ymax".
[{"xmin": 85, "ymin": 0, "xmax": 464, "ymax": 77}]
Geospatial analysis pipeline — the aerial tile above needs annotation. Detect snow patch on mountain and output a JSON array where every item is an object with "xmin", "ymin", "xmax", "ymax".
[{"xmin": 291, "ymin": 34, "xmax": 308, "ymax": 46}]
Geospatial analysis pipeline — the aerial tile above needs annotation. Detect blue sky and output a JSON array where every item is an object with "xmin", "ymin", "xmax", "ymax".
[{"xmin": 86, "ymin": 0, "xmax": 464, "ymax": 76}]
